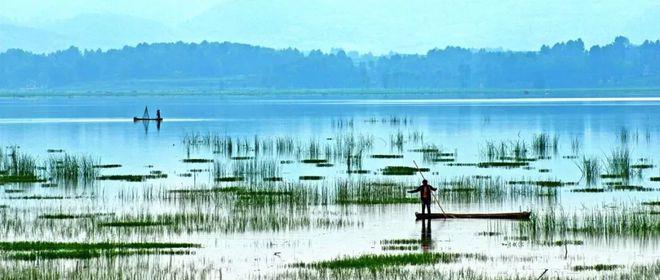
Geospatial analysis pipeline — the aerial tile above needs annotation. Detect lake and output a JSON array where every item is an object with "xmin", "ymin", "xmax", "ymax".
[{"xmin": 1, "ymin": 90, "xmax": 659, "ymax": 279}]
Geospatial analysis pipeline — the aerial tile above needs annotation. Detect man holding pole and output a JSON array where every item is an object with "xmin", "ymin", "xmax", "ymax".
[{"xmin": 408, "ymin": 179, "xmax": 437, "ymax": 215}]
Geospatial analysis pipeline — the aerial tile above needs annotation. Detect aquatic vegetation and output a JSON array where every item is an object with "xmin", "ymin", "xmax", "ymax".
[
  {"xmin": 379, "ymin": 239, "xmax": 422, "ymax": 245},
  {"xmin": 370, "ymin": 154, "xmax": 403, "ymax": 159},
  {"xmin": 532, "ymin": 133, "xmax": 559, "ymax": 157},
  {"xmin": 538, "ymin": 240, "xmax": 584, "ymax": 246},
  {"xmin": 477, "ymin": 161, "xmax": 528, "ymax": 168},
  {"xmin": 231, "ymin": 156, "xmax": 253, "ymax": 160},
  {"xmin": 602, "ymin": 148, "xmax": 631, "ymax": 179},
  {"xmin": 39, "ymin": 213, "xmax": 113, "ymax": 219},
  {"xmin": 572, "ymin": 188, "xmax": 606, "ymax": 193},
  {"xmin": 642, "ymin": 201, "xmax": 660, "ymax": 206},
  {"xmin": 0, "ymin": 241, "xmax": 200, "ymax": 261},
  {"xmin": 482, "ymin": 140, "xmax": 529, "ymax": 161},
  {"xmin": 0, "ymin": 241, "xmax": 201, "ymax": 251},
  {"xmin": 579, "ymin": 156, "xmax": 600, "ymax": 185},
  {"xmin": 96, "ymin": 173, "xmax": 167, "ymax": 182},
  {"xmin": 93, "ymin": 164, "xmax": 122, "ymax": 168},
  {"xmin": 0, "ymin": 147, "xmax": 44, "ymax": 184},
  {"xmin": 573, "ymin": 264, "xmax": 623, "ymax": 271},
  {"xmin": 7, "ymin": 195, "xmax": 67, "ymax": 200},
  {"xmin": 381, "ymin": 245, "xmax": 419, "ymax": 251},
  {"xmin": 382, "ymin": 166, "xmax": 429, "ymax": 175},
  {"xmin": 299, "ymin": 175, "xmax": 324, "ymax": 180},
  {"xmin": 519, "ymin": 205, "xmax": 660, "ymax": 238},
  {"xmin": 182, "ymin": 158, "xmax": 213, "ymax": 163},
  {"xmin": 8, "ymin": 248, "xmax": 193, "ymax": 261},
  {"xmin": 47, "ymin": 153, "xmax": 98, "ymax": 184},
  {"xmin": 508, "ymin": 180, "xmax": 576, "ymax": 187},
  {"xmin": 292, "ymin": 253, "xmax": 463, "ymax": 269},
  {"xmin": 215, "ymin": 176, "xmax": 244, "ymax": 182},
  {"xmin": 301, "ymin": 159, "xmax": 328, "ymax": 164},
  {"xmin": 336, "ymin": 179, "xmax": 417, "ymax": 205}
]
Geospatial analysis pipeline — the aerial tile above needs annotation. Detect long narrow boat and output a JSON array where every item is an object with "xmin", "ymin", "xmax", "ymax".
[
  {"xmin": 415, "ymin": 211, "xmax": 531, "ymax": 220},
  {"xmin": 133, "ymin": 117, "xmax": 163, "ymax": 122}
]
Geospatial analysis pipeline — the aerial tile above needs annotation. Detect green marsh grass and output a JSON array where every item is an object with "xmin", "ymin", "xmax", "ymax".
[
  {"xmin": 47, "ymin": 153, "xmax": 98, "ymax": 184},
  {"xmin": 336, "ymin": 179, "xmax": 417, "ymax": 205},
  {"xmin": 579, "ymin": 156, "xmax": 600, "ymax": 185},
  {"xmin": 382, "ymin": 166, "xmax": 429, "ymax": 175},
  {"xmin": 0, "ymin": 241, "xmax": 201, "ymax": 251},
  {"xmin": 96, "ymin": 173, "xmax": 167, "ymax": 182},
  {"xmin": 370, "ymin": 154, "xmax": 403, "ymax": 159},
  {"xmin": 381, "ymin": 245, "xmax": 419, "ymax": 251},
  {"xmin": 292, "ymin": 253, "xmax": 463, "ymax": 269},
  {"xmin": 93, "ymin": 164, "xmax": 122, "ymax": 168},
  {"xmin": 602, "ymin": 148, "xmax": 632, "ymax": 179},
  {"xmin": 573, "ymin": 264, "xmax": 623, "ymax": 271},
  {"xmin": 182, "ymin": 158, "xmax": 213, "ymax": 163},
  {"xmin": 519, "ymin": 205, "xmax": 660, "ymax": 238},
  {"xmin": 532, "ymin": 133, "xmax": 558, "ymax": 157}
]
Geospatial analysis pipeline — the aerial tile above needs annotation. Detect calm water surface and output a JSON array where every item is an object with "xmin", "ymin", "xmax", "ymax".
[{"xmin": 1, "ymin": 92, "xmax": 659, "ymax": 278}]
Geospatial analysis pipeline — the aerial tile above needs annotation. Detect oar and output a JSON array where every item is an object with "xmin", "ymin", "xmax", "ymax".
[{"xmin": 413, "ymin": 160, "xmax": 448, "ymax": 215}]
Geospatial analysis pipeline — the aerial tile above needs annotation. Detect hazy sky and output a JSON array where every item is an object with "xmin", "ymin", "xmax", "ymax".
[{"xmin": 1, "ymin": 0, "xmax": 659, "ymax": 53}]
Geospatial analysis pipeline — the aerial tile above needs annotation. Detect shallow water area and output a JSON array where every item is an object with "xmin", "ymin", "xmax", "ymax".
[{"xmin": 1, "ymin": 90, "xmax": 660, "ymax": 279}]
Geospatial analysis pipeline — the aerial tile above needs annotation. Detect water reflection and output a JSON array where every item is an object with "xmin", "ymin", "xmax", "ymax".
[
  {"xmin": 135, "ymin": 119, "xmax": 161, "ymax": 133},
  {"xmin": 420, "ymin": 218, "xmax": 432, "ymax": 252}
]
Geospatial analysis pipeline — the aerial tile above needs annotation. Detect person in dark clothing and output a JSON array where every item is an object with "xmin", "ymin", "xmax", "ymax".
[
  {"xmin": 408, "ymin": 179, "xmax": 437, "ymax": 215},
  {"xmin": 156, "ymin": 109, "xmax": 161, "ymax": 120}
]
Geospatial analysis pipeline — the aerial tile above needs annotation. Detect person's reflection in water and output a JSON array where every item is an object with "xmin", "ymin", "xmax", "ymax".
[{"xmin": 420, "ymin": 218, "xmax": 432, "ymax": 252}]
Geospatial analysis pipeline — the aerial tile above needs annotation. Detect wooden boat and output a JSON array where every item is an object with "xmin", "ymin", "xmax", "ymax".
[
  {"xmin": 134, "ymin": 107, "xmax": 162, "ymax": 122},
  {"xmin": 133, "ymin": 117, "xmax": 163, "ymax": 122},
  {"xmin": 415, "ymin": 211, "xmax": 531, "ymax": 220}
]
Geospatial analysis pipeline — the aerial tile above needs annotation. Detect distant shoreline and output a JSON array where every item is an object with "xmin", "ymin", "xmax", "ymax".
[{"xmin": 1, "ymin": 87, "xmax": 660, "ymax": 99}]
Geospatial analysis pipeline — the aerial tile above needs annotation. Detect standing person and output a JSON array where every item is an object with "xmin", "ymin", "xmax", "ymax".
[
  {"xmin": 408, "ymin": 179, "xmax": 437, "ymax": 215},
  {"xmin": 156, "ymin": 109, "xmax": 161, "ymax": 120}
]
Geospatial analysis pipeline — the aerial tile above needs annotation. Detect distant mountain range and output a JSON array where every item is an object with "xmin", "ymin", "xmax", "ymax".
[
  {"xmin": 4, "ymin": 0, "xmax": 659, "ymax": 55},
  {"xmin": 0, "ymin": 14, "xmax": 175, "ymax": 53}
]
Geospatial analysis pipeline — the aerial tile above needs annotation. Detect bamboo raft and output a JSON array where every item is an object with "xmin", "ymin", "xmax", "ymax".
[{"xmin": 415, "ymin": 211, "xmax": 531, "ymax": 220}]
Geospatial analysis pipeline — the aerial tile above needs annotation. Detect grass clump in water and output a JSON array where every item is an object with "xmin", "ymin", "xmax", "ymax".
[
  {"xmin": 300, "ymin": 176, "xmax": 324, "ymax": 180},
  {"xmin": 96, "ymin": 173, "xmax": 167, "ymax": 182},
  {"xmin": 572, "ymin": 264, "xmax": 622, "ymax": 271},
  {"xmin": 579, "ymin": 156, "xmax": 600, "ymax": 185},
  {"xmin": 642, "ymin": 201, "xmax": 660, "ymax": 206},
  {"xmin": 301, "ymin": 159, "xmax": 328, "ymax": 164},
  {"xmin": 380, "ymin": 239, "xmax": 421, "ymax": 245},
  {"xmin": 98, "ymin": 220, "xmax": 174, "ymax": 227},
  {"xmin": 38, "ymin": 213, "xmax": 113, "ymax": 219},
  {"xmin": 477, "ymin": 161, "xmax": 528, "ymax": 168},
  {"xmin": 370, "ymin": 154, "xmax": 403, "ymax": 159},
  {"xmin": 181, "ymin": 158, "xmax": 213, "ymax": 163},
  {"xmin": 382, "ymin": 166, "xmax": 429, "ymax": 175},
  {"xmin": 572, "ymin": 188, "xmax": 606, "ymax": 193},
  {"xmin": 538, "ymin": 240, "xmax": 583, "ymax": 246},
  {"xmin": 93, "ymin": 164, "xmax": 122, "ymax": 168},
  {"xmin": 336, "ymin": 180, "xmax": 417, "ymax": 205},
  {"xmin": 0, "ymin": 241, "xmax": 200, "ymax": 261},
  {"xmin": 381, "ymin": 245, "xmax": 419, "ymax": 251},
  {"xmin": 292, "ymin": 253, "xmax": 461, "ymax": 269},
  {"xmin": 0, "ymin": 241, "xmax": 201, "ymax": 251},
  {"xmin": 214, "ymin": 176, "xmax": 244, "ymax": 182},
  {"xmin": 602, "ymin": 149, "xmax": 631, "ymax": 180}
]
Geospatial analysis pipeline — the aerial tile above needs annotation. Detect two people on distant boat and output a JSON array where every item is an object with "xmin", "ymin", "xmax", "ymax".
[{"xmin": 408, "ymin": 179, "xmax": 437, "ymax": 215}]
